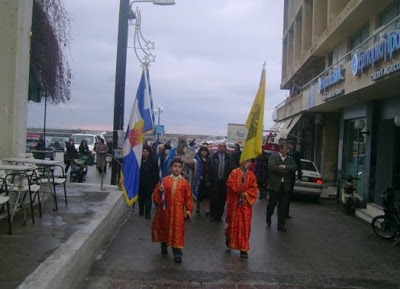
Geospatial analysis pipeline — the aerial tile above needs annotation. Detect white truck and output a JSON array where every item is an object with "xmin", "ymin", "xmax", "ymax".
[{"xmin": 226, "ymin": 123, "xmax": 248, "ymax": 147}]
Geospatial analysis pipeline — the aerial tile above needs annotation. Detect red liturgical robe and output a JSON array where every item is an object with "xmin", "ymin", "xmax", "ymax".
[
  {"xmin": 225, "ymin": 168, "xmax": 258, "ymax": 252},
  {"xmin": 152, "ymin": 175, "xmax": 193, "ymax": 248}
]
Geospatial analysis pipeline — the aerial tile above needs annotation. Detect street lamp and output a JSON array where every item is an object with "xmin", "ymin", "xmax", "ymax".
[
  {"xmin": 354, "ymin": 119, "xmax": 369, "ymax": 197},
  {"xmin": 111, "ymin": 0, "xmax": 175, "ymax": 185},
  {"xmin": 154, "ymin": 105, "xmax": 163, "ymax": 126},
  {"xmin": 130, "ymin": 0, "xmax": 175, "ymax": 7}
]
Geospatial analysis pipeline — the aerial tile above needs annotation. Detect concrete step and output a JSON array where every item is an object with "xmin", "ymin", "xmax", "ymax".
[
  {"xmin": 355, "ymin": 203, "xmax": 383, "ymax": 224},
  {"xmin": 366, "ymin": 203, "xmax": 383, "ymax": 216},
  {"xmin": 321, "ymin": 185, "xmax": 337, "ymax": 199}
]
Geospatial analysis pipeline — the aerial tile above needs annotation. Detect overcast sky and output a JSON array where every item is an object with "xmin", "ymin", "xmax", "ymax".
[{"xmin": 27, "ymin": 0, "xmax": 288, "ymax": 137}]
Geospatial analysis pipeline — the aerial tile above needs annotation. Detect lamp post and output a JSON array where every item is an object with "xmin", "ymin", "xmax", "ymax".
[
  {"xmin": 154, "ymin": 105, "xmax": 163, "ymax": 126},
  {"xmin": 111, "ymin": 0, "xmax": 175, "ymax": 185},
  {"xmin": 154, "ymin": 105, "xmax": 163, "ymax": 140},
  {"xmin": 354, "ymin": 119, "xmax": 369, "ymax": 197}
]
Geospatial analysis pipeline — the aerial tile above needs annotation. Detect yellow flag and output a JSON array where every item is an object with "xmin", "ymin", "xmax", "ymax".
[{"xmin": 240, "ymin": 67, "xmax": 266, "ymax": 163}]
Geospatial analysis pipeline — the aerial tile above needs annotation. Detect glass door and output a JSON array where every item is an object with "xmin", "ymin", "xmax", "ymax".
[{"xmin": 342, "ymin": 119, "xmax": 366, "ymax": 199}]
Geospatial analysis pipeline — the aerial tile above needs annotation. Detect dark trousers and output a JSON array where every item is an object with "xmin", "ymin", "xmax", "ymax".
[
  {"xmin": 266, "ymin": 183, "xmax": 289, "ymax": 228},
  {"xmin": 161, "ymin": 242, "xmax": 182, "ymax": 257},
  {"xmin": 286, "ymin": 177, "xmax": 295, "ymax": 216},
  {"xmin": 211, "ymin": 179, "xmax": 227, "ymax": 220},
  {"xmin": 65, "ymin": 160, "xmax": 71, "ymax": 174},
  {"xmin": 286, "ymin": 188, "xmax": 294, "ymax": 216},
  {"xmin": 138, "ymin": 191, "xmax": 152, "ymax": 217}
]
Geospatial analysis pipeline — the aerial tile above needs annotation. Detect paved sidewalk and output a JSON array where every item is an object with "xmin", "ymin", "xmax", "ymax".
[
  {"xmin": 81, "ymin": 198, "xmax": 400, "ymax": 289},
  {"xmin": 0, "ymin": 178, "xmax": 128, "ymax": 289}
]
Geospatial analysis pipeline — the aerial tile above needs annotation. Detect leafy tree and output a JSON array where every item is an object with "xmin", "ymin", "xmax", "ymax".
[{"xmin": 29, "ymin": 0, "xmax": 71, "ymax": 104}]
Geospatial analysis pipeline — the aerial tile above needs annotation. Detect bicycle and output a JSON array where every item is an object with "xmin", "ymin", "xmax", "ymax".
[{"xmin": 371, "ymin": 187, "xmax": 400, "ymax": 244}]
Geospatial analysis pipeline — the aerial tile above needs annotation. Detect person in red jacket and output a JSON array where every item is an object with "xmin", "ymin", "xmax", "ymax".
[
  {"xmin": 151, "ymin": 159, "xmax": 193, "ymax": 264},
  {"xmin": 225, "ymin": 161, "xmax": 258, "ymax": 258}
]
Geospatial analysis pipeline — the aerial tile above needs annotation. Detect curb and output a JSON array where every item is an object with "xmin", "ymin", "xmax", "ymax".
[{"xmin": 18, "ymin": 187, "xmax": 129, "ymax": 289}]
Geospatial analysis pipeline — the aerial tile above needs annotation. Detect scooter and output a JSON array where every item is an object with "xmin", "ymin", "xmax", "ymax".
[
  {"xmin": 70, "ymin": 158, "xmax": 88, "ymax": 183},
  {"xmin": 341, "ymin": 176, "xmax": 357, "ymax": 215}
]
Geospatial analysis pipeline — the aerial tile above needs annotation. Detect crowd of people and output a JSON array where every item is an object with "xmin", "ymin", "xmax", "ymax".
[
  {"xmin": 63, "ymin": 135, "xmax": 113, "ymax": 176},
  {"xmin": 138, "ymin": 136, "xmax": 302, "ymax": 264}
]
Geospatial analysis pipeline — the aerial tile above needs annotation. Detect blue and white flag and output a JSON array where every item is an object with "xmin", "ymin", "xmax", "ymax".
[
  {"xmin": 137, "ymin": 67, "xmax": 154, "ymax": 133},
  {"xmin": 120, "ymin": 67, "xmax": 155, "ymax": 205},
  {"xmin": 145, "ymin": 67, "xmax": 155, "ymax": 129}
]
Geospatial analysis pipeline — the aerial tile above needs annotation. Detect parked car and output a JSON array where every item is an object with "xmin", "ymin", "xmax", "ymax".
[
  {"xmin": 26, "ymin": 137, "xmax": 56, "ymax": 160},
  {"xmin": 50, "ymin": 137, "xmax": 66, "ymax": 152},
  {"xmin": 203, "ymin": 136, "xmax": 227, "ymax": 146},
  {"xmin": 70, "ymin": 133, "xmax": 105, "ymax": 152},
  {"xmin": 293, "ymin": 159, "xmax": 323, "ymax": 201},
  {"xmin": 26, "ymin": 135, "xmax": 39, "ymax": 152}
]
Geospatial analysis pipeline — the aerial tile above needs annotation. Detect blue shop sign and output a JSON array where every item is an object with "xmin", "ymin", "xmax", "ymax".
[
  {"xmin": 318, "ymin": 69, "xmax": 344, "ymax": 93},
  {"xmin": 352, "ymin": 29, "xmax": 400, "ymax": 76},
  {"xmin": 155, "ymin": 125, "xmax": 165, "ymax": 135}
]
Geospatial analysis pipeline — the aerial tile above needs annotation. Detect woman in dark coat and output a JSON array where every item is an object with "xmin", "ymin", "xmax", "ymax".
[
  {"xmin": 194, "ymin": 146, "xmax": 212, "ymax": 216},
  {"xmin": 65, "ymin": 138, "xmax": 77, "ymax": 174},
  {"xmin": 139, "ymin": 145, "xmax": 159, "ymax": 219},
  {"xmin": 79, "ymin": 140, "xmax": 91, "ymax": 155}
]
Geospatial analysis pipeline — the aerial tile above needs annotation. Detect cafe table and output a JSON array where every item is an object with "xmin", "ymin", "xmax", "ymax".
[
  {"xmin": 0, "ymin": 163, "xmax": 39, "ymax": 226},
  {"xmin": 2, "ymin": 158, "xmax": 64, "ymax": 211}
]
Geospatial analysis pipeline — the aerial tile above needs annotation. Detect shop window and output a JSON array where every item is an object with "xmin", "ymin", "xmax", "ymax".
[
  {"xmin": 350, "ymin": 24, "xmax": 369, "ymax": 51},
  {"xmin": 381, "ymin": 1, "xmax": 400, "ymax": 30}
]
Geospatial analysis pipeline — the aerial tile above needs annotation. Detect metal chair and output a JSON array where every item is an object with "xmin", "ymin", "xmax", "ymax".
[
  {"xmin": 0, "ymin": 175, "xmax": 12, "ymax": 234},
  {"xmin": 5, "ymin": 168, "xmax": 41, "ymax": 225},
  {"xmin": 37, "ymin": 164, "xmax": 67, "ymax": 211}
]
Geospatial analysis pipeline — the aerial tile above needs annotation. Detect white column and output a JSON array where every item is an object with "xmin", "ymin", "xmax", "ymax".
[{"xmin": 0, "ymin": 0, "xmax": 32, "ymax": 158}]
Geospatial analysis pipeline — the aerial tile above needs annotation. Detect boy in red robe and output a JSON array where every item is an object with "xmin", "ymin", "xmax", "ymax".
[
  {"xmin": 225, "ymin": 161, "xmax": 258, "ymax": 258},
  {"xmin": 152, "ymin": 159, "xmax": 193, "ymax": 264}
]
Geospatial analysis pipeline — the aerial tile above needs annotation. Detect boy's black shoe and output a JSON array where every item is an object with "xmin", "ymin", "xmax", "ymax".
[
  {"xmin": 161, "ymin": 247, "xmax": 168, "ymax": 255},
  {"xmin": 240, "ymin": 251, "xmax": 248, "ymax": 258},
  {"xmin": 145, "ymin": 215, "xmax": 150, "ymax": 219},
  {"xmin": 174, "ymin": 256, "xmax": 182, "ymax": 264},
  {"xmin": 266, "ymin": 218, "xmax": 271, "ymax": 227}
]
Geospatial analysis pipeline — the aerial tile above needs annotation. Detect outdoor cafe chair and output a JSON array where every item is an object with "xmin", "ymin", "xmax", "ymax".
[
  {"xmin": 0, "ymin": 175, "xmax": 12, "ymax": 234},
  {"xmin": 37, "ymin": 164, "xmax": 67, "ymax": 210},
  {"xmin": 5, "ymin": 168, "xmax": 41, "ymax": 226}
]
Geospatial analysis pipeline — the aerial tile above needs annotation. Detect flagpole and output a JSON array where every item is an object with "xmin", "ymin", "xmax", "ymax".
[{"xmin": 112, "ymin": 0, "xmax": 130, "ymax": 185}]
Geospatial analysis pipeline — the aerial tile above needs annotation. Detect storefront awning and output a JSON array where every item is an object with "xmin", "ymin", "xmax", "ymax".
[
  {"xmin": 273, "ymin": 114, "xmax": 302, "ymax": 142},
  {"xmin": 270, "ymin": 120, "xmax": 284, "ymax": 131}
]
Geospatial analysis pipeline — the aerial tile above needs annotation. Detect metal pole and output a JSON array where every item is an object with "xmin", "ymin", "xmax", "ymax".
[
  {"xmin": 356, "ymin": 130, "xmax": 360, "ymax": 195},
  {"xmin": 111, "ymin": 0, "xmax": 130, "ymax": 185},
  {"xmin": 157, "ymin": 107, "xmax": 161, "ymax": 125},
  {"xmin": 43, "ymin": 94, "xmax": 47, "ymax": 144}
]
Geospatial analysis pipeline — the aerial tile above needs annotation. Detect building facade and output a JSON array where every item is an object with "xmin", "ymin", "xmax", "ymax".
[{"xmin": 275, "ymin": 0, "xmax": 400, "ymax": 208}]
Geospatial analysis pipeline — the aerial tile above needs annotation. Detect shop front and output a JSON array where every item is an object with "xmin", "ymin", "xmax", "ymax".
[{"xmin": 374, "ymin": 96, "xmax": 400, "ymax": 206}]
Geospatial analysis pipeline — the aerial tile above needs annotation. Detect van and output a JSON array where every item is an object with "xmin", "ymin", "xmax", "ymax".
[{"xmin": 70, "ymin": 133, "xmax": 105, "ymax": 152}]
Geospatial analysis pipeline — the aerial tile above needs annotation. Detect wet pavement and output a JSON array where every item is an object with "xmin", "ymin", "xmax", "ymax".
[
  {"xmin": 80, "ymin": 197, "xmax": 400, "ymax": 289},
  {"xmin": 0, "ymin": 161, "xmax": 125, "ymax": 289},
  {"xmin": 1, "ymin": 153, "xmax": 399, "ymax": 289}
]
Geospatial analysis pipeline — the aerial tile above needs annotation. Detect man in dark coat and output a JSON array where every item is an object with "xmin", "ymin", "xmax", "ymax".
[
  {"xmin": 286, "ymin": 139, "xmax": 302, "ymax": 218},
  {"xmin": 266, "ymin": 141, "xmax": 297, "ymax": 232},
  {"xmin": 209, "ymin": 142, "xmax": 233, "ymax": 222}
]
